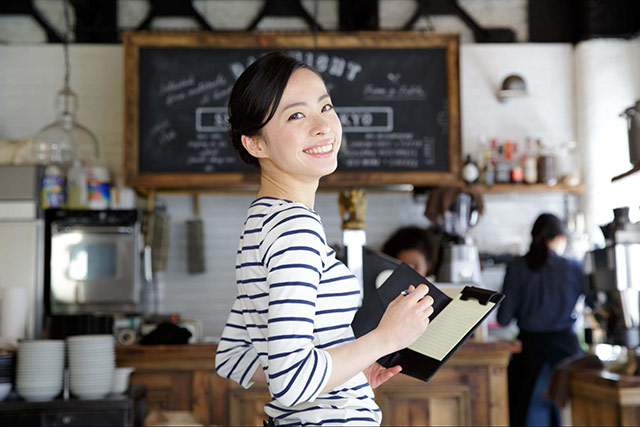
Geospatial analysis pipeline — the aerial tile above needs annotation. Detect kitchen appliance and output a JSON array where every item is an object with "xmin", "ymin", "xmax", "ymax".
[
  {"xmin": 0, "ymin": 165, "xmax": 45, "ymax": 341},
  {"xmin": 44, "ymin": 209, "xmax": 145, "ymax": 316},
  {"xmin": 585, "ymin": 208, "xmax": 640, "ymax": 372},
  {"xmin": 436, "ymin": 192, "xmax": 483, "ymax": 284}
]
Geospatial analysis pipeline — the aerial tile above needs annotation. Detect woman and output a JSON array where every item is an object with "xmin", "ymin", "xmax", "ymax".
[
  {"xmin": 382, "ymin": 226, "xmax": 436, "ymax": 278},
  {"xmin": 497, "ymin": 213, "xmax": 585, "ymax": 427},
  {"xmin": 215, "ymin": 52, "xmax": 435, "ymax": 426}
]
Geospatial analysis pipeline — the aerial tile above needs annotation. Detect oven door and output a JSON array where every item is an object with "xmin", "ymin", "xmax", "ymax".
[{"xmin": 50, "ymin": 224, "xmax": 140, "ymax": 313}]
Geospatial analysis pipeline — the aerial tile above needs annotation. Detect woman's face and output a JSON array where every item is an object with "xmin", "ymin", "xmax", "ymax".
[
  {"xmin": 397, "ymin": 249, "xmax": 429, "ymax": 277},
  {"xmin": 253, "ymin": 68, "xmax": 342, "ymax": 181}
]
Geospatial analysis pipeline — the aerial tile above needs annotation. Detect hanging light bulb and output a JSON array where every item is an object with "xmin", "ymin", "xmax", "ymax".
[{"xmin": 30, "ymin": 0, "xmax": 99, "ymax": 166}]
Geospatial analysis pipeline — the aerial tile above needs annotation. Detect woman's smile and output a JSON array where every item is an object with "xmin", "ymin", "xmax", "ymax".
[{"xmin": 303, "ymin": 141, "xmax": 335, "ymax": 156}]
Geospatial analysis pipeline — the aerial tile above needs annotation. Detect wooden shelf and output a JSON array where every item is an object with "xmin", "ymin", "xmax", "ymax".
[{"xmin": 474, "ymin": 183, "xmax": 585, "ymax": 194}]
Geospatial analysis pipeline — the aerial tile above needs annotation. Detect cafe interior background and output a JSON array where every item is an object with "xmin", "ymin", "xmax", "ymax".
[{"xmin": 0, "ymin": 0, "xmax": 640, "ymax": 425}]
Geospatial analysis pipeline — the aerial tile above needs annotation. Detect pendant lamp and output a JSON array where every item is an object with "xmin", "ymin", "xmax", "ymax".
[{"xmin": 30, "ymin": 0, "xmax": 99, "ymax": 166}]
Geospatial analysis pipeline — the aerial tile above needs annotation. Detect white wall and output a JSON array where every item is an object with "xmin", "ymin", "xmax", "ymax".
[
  {"xmin": 0, "ymin": 42, "xmax": 576, "ymax": 338},
  {"xmin": 575, "ymin": 38, "xmax": 640, "ymax": 236}
]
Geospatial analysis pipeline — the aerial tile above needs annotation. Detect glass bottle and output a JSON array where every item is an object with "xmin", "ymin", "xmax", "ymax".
[
  {"xmin": 523, "ymin": 138, "xmax": 538, "ymax": 184},
  {"xmin": 495, "ymin": 144, "xmax": 511, "ymax": 183},
  {"xmin": 510, "ymin": 142, "xmax": 524, "ymax": 183}
]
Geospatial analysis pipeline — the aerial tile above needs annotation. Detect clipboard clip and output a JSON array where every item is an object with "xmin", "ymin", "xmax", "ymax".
[{"xmin": 460, "ymin": 286, "xmax": 502, "ymax": 306}]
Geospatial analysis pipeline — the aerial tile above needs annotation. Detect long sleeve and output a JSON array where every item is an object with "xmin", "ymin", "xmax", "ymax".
[
  {"xmin": 215, "ymin": 296, "xmax": 260, "ymax": 389},
  {"xmin": 260, "ymin": 207, "xmax": 332, "ymax": 407},
  {"xmin": 497, "ymin": 261, "xmax": 520, "ymax": 327}
]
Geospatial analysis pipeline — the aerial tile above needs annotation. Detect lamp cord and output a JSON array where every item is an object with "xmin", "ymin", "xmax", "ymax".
[
  {"xmin": 62, "ymin": 0, "xmax": 72, "ymax": 114},
  {"xmin": 312, "ymin": 0, "xmax": 319, "ymax": 49}
]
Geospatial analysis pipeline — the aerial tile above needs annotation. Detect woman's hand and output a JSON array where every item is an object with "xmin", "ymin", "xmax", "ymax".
[
  {"xmin": 374, "ymin": 283, "xmax": 434, "ymax": 354},
  {"xmin": 363, "ymin": 362, "xmax": 402, "ymax": 389}
]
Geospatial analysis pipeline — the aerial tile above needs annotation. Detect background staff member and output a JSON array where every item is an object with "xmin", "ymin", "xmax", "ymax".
[
  {"xmin": 214, "ymin": 52, "xmax": 435, "ymax": 426},
  {"xmin": 382, "ymin": 226, "xmax": 437, "ymax": 278},
  {"xmin": 497, "ymin": 213, "xmax": 587, "ymax": 427}
]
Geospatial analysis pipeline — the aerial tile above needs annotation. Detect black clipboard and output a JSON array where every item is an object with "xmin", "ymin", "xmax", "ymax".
[{"xmin": 352, "ymin": 257, "xmax": 504, "ymax": 382}]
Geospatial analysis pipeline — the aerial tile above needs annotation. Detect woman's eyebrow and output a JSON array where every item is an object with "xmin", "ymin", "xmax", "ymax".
[{"xmin": 281, "ymin": 94, "xmax": 331, "ymax": 112}]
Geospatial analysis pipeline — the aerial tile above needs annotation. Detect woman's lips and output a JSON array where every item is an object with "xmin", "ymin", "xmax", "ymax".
[{"xmin": 303, "ymin": 142, "xmax": 334, "ymax": 155}]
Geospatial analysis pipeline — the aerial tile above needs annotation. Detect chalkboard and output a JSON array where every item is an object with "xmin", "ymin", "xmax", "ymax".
[{"xmin": 124, "ymin": 32, "xmax": 461, "ymax": 188}]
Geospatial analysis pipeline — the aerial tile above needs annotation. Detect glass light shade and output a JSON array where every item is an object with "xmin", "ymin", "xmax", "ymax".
[{"xmin": 31, "ymin": 87, "xmax": 100, "ymax": 166}]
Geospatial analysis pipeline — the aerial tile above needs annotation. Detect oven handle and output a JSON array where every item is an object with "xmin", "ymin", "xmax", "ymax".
[{"xmin": 53, "ymin": 226, "xmax": 135, "ymax": 234}]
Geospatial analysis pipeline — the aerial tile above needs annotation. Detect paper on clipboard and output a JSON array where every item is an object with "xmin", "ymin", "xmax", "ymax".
[{"xmin": 408, "ymin": 295, "xmax": 496, "ymax": 361}]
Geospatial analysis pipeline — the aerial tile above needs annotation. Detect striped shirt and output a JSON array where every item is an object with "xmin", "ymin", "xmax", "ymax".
[{"xmin": 215, "ymin": 197, "xmax": 381, "ymax": 426}]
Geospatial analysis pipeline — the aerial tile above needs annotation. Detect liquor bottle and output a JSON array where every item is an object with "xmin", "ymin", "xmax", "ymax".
[
  {"xmin": 462, "ymin": 154, "xmax": 480, "ymax": 184},
  {"xmin": 482, "ymin": 151, "xmax": 495, "ymax": 186},
  {"xmin": 510, "ymin": 142, "xmax": 524, "ymax": 183},
  {"xmin": 523, "ymin": 138, "xmax": 538, "ymax": 184},
  {"xmin": 495, "ymin": 144, "xmax": 510, "ymax": 183}
]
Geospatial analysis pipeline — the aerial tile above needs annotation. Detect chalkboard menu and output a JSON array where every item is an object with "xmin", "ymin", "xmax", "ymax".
[{"xmin": 124, "ymin": 32, "xmax": 461, "ymax": 188}]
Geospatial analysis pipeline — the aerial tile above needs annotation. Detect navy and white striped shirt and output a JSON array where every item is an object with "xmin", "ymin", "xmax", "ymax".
[{"xmin": 215, "ymin": 197, "xmax": 381, "ymax": 426}]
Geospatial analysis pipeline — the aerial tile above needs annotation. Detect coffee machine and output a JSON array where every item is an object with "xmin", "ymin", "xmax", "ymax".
[
  {"xmin": 436, "ymin": 193, "xmax": 482, "ymax": 284},
  {"xmin": 585, "ymin": 207, "xmax": 640, "ymax": 372}
]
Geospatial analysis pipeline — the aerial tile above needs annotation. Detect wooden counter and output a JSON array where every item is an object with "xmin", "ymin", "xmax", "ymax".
[
  {"xmin": 570, "ymin": 369, "xmax": 640, "ymax": 426},
  {"xmin": 117, "ymin": 339, "xmax": 520, "ymax": 426}
]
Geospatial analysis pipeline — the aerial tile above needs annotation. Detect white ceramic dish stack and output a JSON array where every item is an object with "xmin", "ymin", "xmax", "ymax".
[
  {"xmin": 16, "ymin": 340, "xmax": 64, "ymax": 402},
  {"xmin": 67, "ymin": 335, "xmax": 115, "ymax": 400}
]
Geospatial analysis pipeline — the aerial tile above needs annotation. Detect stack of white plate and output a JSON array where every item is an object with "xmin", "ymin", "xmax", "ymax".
[
  {"xmin": 16, "ymin": 340, "xmax": 64, "ymax": 402},
  {"xmin": 67, "ymin": 335, "xmax": 115, "ymax": 400}
]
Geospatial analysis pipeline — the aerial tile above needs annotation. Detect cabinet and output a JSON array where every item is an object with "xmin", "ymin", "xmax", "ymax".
[
  {"xmin": 115, "ymin": 344, "xmax": 221, "ymax": 426},
  {"xmin": 117, "ymin": 340, "xmax": 519, "ymax": 426},
  {"xmin": 226, "ymin": 340, "xmax": 520, "ymax": 426},
  {"xmin": 570, "ymin": 369, "xmax": 640, "ymax": 426}
]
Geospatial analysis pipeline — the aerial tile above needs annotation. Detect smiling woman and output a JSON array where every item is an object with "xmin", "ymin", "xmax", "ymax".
[{"xmin": 215, "ymin": 51, "xmax": 435, "ymax": 426}]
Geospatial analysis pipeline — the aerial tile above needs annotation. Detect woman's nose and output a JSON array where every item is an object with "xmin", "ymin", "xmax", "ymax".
[{"xmin": 311, "ymin": 114, "xmax": 332, "ymax": 135}]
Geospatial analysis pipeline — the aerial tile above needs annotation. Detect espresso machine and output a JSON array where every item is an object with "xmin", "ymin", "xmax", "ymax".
[{"xmin": 585, "ymin": 207, "xmax": 640, "ymax": 372}]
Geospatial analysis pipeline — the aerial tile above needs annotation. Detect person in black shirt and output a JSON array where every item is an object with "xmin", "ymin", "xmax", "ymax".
[{"xmin": 498, "ymin": 213, "xmax": 586, "ymax": 427}]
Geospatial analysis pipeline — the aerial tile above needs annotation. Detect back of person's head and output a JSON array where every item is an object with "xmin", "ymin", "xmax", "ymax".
[
  {"xmin": 525, "ymin": 213, "xmax": 566, "ymax": 270},
  {"xmin": 228, "ymin": 51, "xmax": 320, "ymax": 167}
]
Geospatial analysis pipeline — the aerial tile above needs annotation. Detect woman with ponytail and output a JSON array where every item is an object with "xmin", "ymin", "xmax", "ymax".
[{"xmin": 498, "ymin": 213, "xmax": 585, "ymax": 427}]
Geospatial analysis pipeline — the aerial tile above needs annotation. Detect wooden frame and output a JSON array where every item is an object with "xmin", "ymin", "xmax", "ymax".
[{"xmin": 123, "ymin": 31, "xmax": 461, "ymax": 189}]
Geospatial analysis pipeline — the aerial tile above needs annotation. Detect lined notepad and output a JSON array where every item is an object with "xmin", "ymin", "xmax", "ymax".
[{"xmin": 408, "ymin": 295, "xmax": 495, "ymax": 361}]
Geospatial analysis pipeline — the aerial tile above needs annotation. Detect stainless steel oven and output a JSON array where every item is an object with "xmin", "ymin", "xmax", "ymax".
[{"xmin": 45, "ymin": 209, "xmax": 142, "ymax": 315}]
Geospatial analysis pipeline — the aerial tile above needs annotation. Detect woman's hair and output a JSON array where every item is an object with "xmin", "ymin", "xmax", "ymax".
[
  {"xmin": 227, "ymin": 51, "xmax": 320, "ymax": 167},
  {"xmin": 382, "ymin": 226, "xmax": 434, "ymax": 267},
  {"xmin": 525, "ymin": 213, "xmax": 566, "ymax": 270}
]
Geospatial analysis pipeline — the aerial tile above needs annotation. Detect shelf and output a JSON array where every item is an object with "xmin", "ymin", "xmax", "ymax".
[{"xmin": 474, "ymin": 183, "xmax": 585, "ymax": 195}]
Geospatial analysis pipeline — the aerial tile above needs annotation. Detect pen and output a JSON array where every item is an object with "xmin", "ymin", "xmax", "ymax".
[{"xmin": 401, "ymin": 290, "xmax": 411, "ymax": 296}]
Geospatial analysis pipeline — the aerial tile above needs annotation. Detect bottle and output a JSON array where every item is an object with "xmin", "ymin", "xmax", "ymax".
[
  {"xmin": 462, "ymin": 154, "xmax": 480, "ymax": 184},
  {"xmin": 66, "ymin": 160, "xmax": 87, "ymax": 209},
  {"xmin": 495, "ymin": 144, "xmax": 510, "ymax": 183},
  {"xmin": 523, "ymin": 138, "xmax": 538, "ymax": 184},
  {"xmin": 86, "ymin": 165, "xmax": 111, "ymax": 209},
  {"xmin": 482, "ymin": 151, "xmax": 495, "ymax": 186},
  {"xmin": 510, "ymin": 142, "xmax": 524, "ymax": 183},
  {"xmin": 41, "ymin": 164, "xmax": 65, "ymax": 209}
]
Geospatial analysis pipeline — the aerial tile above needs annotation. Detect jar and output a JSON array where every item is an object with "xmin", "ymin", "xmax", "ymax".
[{"xmin": 537, "ymin": 154, "xmax": 557, "ymax": 186}]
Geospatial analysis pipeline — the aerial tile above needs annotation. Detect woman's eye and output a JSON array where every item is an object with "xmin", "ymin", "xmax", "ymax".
[
  {"xmin": 321, "ymin": 103, "xmax": 333, "ymax": 112},
  {"xmin": 288, "ymin": 112, "xmax": 304, "ymax": 121}
]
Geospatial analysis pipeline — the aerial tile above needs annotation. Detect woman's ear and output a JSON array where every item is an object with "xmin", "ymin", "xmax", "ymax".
[{"xmin": 241, "ymin": 135, "xmax": 268, "ymax": 159}]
